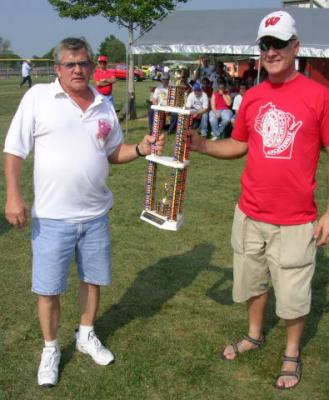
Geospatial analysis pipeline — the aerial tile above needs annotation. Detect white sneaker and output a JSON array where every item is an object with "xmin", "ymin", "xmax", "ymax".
[
  {"xmin": 210, "ymin": 136, "xmax": 219, "ymax": 141},
  {"xmin": 37, "ymin": 346, "xmax": 61, "ymax": 387},
  {"xmin": 75, "ymin": 329, "xmax": 115, "ymax": 365}
]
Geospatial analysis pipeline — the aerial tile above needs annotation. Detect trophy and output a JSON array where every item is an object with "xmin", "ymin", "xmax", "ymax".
[{"xmin": 140, "ymin": 85, "xmax": 193, "ymax": 231}]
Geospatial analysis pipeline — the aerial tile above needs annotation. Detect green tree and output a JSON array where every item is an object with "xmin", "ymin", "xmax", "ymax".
[
  {"xmin": 32, "ymin": 48, "xmax": 55, "ymax": 60},
  {"xmin": 0, "ymin": 53, "xmax": 21, "ymax": 69},
  {"xmin": 48, "ymin": 0, "xmax": 188, "ymax": 120},
  {"xmin": 42, "ymin": 48, "xmax": 55, "ymax": 60},
  {"xmin": 0, "ymin": 37, "xmax": 21, "ymax": 68},
  {"xmin": 0, "ymin": 36, "xmax": 11, "ymax": 54},
  {"xmin": 98, "ymin": 35, "xmax": 126, "ymax": 63}
]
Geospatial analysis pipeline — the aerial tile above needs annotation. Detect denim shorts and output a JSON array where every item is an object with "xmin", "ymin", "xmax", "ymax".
[{"xmin": 31, "ymin": 215, "xmax": 112, "ymax": 295}]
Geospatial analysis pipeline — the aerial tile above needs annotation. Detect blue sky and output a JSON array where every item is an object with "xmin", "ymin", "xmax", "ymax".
[{"xmin": 1, "ymin": 0, "xmax": 282, "ymax": 57}]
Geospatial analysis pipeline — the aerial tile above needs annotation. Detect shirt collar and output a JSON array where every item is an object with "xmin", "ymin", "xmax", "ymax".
[{"xmin": 51, "ymin": 78, "xmax": 104, "ymax": 106}]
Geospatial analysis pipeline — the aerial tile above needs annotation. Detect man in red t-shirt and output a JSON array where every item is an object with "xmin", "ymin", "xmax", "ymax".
[
  {"xmin": 93, "ymin": 55, "xmax": 116, "ymax": 103},
  {"xmin": 190, "ymin": 11, "xmax": 329, "ymax": 390}
]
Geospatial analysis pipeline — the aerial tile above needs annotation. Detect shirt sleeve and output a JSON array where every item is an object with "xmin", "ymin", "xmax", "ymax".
[
  {"xmin": 319, "ymin": 88, "xmax": 329, "ymax": 147},
  {"xmin": 152, "ymin": 88, "xmax": 160, "ymax": 102},
  {"xmin": 104, "ymin": 104, "xmax": 124, "ymax": 156},
  {"xmin": 3, "ymin": 89, "xmax": 35, "ymax": 159},
  {"xmin": 185, "ymin": 93, "xmax": 193, "ymax": 108},
  {"xmin": 231, "ymin": 93, "xmax": 248, "ymax": 142},
  {"xmin": 202, "ymin": 93, "xmax": 209, "ymax": 109}
]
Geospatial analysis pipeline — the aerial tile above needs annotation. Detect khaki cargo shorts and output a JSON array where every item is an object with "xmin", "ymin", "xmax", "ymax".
[{"xmin": 231, "ymin": 205, "xmax": 316, "ymax": 319}]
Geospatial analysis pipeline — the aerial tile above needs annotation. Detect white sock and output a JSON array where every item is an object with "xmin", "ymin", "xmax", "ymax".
[
  {"xmin": 44, "ymin": 339, "xmax": 59, "ymax": 348},
  {"xmin": 78, "ymin": 325, "xmax": 94, "ymax": 342}
]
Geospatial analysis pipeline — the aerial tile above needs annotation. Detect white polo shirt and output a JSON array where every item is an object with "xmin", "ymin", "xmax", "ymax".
[{"xmin": 4, "ymin": 79, "xmax": 123, "ymax": 222}]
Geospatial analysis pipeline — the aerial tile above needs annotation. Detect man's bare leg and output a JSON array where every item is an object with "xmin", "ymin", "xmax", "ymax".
[
  {"xmin": 37, "ymin": 295, "xmax": 61, "ymax": 387},
  {"xmin": 38, "ymin": 295, "xmax": 60, "ymax": 341},
  {"xmin": 222, "ymin": 292, "xmax": 268, "ymax": 360},
  {"xmin": 79, "ymin": 282, "xmax": 100, "ymax": 326},
  {"xmin": 276, "ymin": 316, "xmax": 305, "ymax": 389},
  {"xmin": 76, "ymin": 281, "xmax": 114, "ymax": 365}
]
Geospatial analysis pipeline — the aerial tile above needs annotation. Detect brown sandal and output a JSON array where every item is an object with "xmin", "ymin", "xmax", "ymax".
[
  {"xmin": 221, "ymin": 333, "xmax": 265, "ymax": 361},
  {"xmin": 276, "ymin": 354, "xmax": 303, "ymax": 390}
]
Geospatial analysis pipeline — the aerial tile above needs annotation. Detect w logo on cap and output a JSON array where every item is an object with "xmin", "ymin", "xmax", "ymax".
[{"xmin": 265, "ymin": 16, "xmax": 280, "ymax": 27}]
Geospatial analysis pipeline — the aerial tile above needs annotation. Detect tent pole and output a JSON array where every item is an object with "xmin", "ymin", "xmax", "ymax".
[
  {"xmin": 125, "ymin": 41, "xmax": 129, "ymax": 137},
  {"xmin": 256, "ymin": 55, "xmax": 261, "ymax": 84}
]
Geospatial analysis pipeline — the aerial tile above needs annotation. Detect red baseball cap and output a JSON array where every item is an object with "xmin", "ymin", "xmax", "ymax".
[{"xmin": 98, "ymin": 55, "xmax": 108, "ymax": 62}]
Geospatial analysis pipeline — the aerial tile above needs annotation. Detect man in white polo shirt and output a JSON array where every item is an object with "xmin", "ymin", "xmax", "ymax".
[{"xmin": 4, "ymin": 37, "xmax": 164, "ymax": 388}]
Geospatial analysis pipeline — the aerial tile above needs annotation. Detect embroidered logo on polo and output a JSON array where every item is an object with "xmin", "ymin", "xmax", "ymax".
[
  {"xmin": 254, "ymin": 102, "xmax": 302, "ymax": 159},
  {"xmin": 96, "ymin": 119, "xmax": 112, "ymax": 148}
]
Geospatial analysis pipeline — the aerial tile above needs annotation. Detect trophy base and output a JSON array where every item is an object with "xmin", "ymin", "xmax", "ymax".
[
  {"xmin": 140, "ymin": 210, "xmax": 184, "ymax": 231},
  {"xmin": 146, "ymin": 154, "xmax": 190, "ymax": 169}
]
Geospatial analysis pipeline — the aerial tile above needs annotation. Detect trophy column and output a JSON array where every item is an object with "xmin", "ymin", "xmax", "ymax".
[{"xmin": 141, "ymin": 85, "xmax": 193, "ymax": 231}]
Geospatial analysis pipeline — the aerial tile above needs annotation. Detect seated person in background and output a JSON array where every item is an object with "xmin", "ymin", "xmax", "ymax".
[
  {"xmin": 210, "ymin": 61, "xmax": 233, "ymax": 90},
  {"xmin": 209, "ymin": 80, "xmax": 233, "ymax": 141},
  {"xmin": 242, "ymin": 58, "xmax": 258, "ymax": 88},
  {"xmin": 201, "ymin": 77, "xmax": 213, "ymax": 99},
  {"xmin": 146, "ymin": 86, "xmax": 156, "ymax": 106},
  {"xmin": 93, "ymin": 55, "xmax": 116, "ymax": 103},
  {"xmin": 194, "ymin": 56, "xmax": 215, "ymax": 82},
  {"xmin": 185, "ymin": 82, "xmax": 209, "ymax": 138},
  {"xmin": 177, "ymin": 71, "xmax": 192, "ymax": 106},
  {"xmin": 176, "ymin": 68, "xmax": 192, "ymax": 94},
  {"xmin": 231, "ymin": 81, "xmax": 247, "ymax": 127},
  {"xmin": 148, "ymin": 72, "xmax": 177, "ymax": 134}
]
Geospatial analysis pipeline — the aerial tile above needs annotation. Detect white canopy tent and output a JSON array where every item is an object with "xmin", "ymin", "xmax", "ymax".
[{"xmin": 132, "ymin": 7, "xmax": 329, "ymax": 58}]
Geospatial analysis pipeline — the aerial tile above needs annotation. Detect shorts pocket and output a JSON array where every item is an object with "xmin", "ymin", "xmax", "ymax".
[
  {"xmin": 231, "ymin": 205, "xmax": 247, "ymax": 254},
  {"xmin": 280, "ymin": 222, "xmax": 316, "ymax": 268}
]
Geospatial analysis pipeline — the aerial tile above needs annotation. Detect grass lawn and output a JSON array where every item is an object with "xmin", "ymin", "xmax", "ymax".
[{"xmin": 0, "ymin": 77, "xmax": 329, "ymax": 400}]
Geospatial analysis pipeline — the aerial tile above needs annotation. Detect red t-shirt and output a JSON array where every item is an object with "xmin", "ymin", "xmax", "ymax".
[
  {"xmin": 93, "ymin": 68, "xmax": 115, "ymax": 96},
  {"xmin": 213, "ymin": 92, "xmax": 230, "ymax": 110},
  {"xmin": 232, "ymin": 73, "xmax": 329, "ymax": 225}
]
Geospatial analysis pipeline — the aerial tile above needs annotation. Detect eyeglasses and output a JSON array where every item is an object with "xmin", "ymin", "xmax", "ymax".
[
  {"xmin": 59, "ymin": 61, "xmax": 92, "ymax": 70},
  {"xmin": 259, "ymin": 38, "xmax": 294, "ymax": 52}
]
